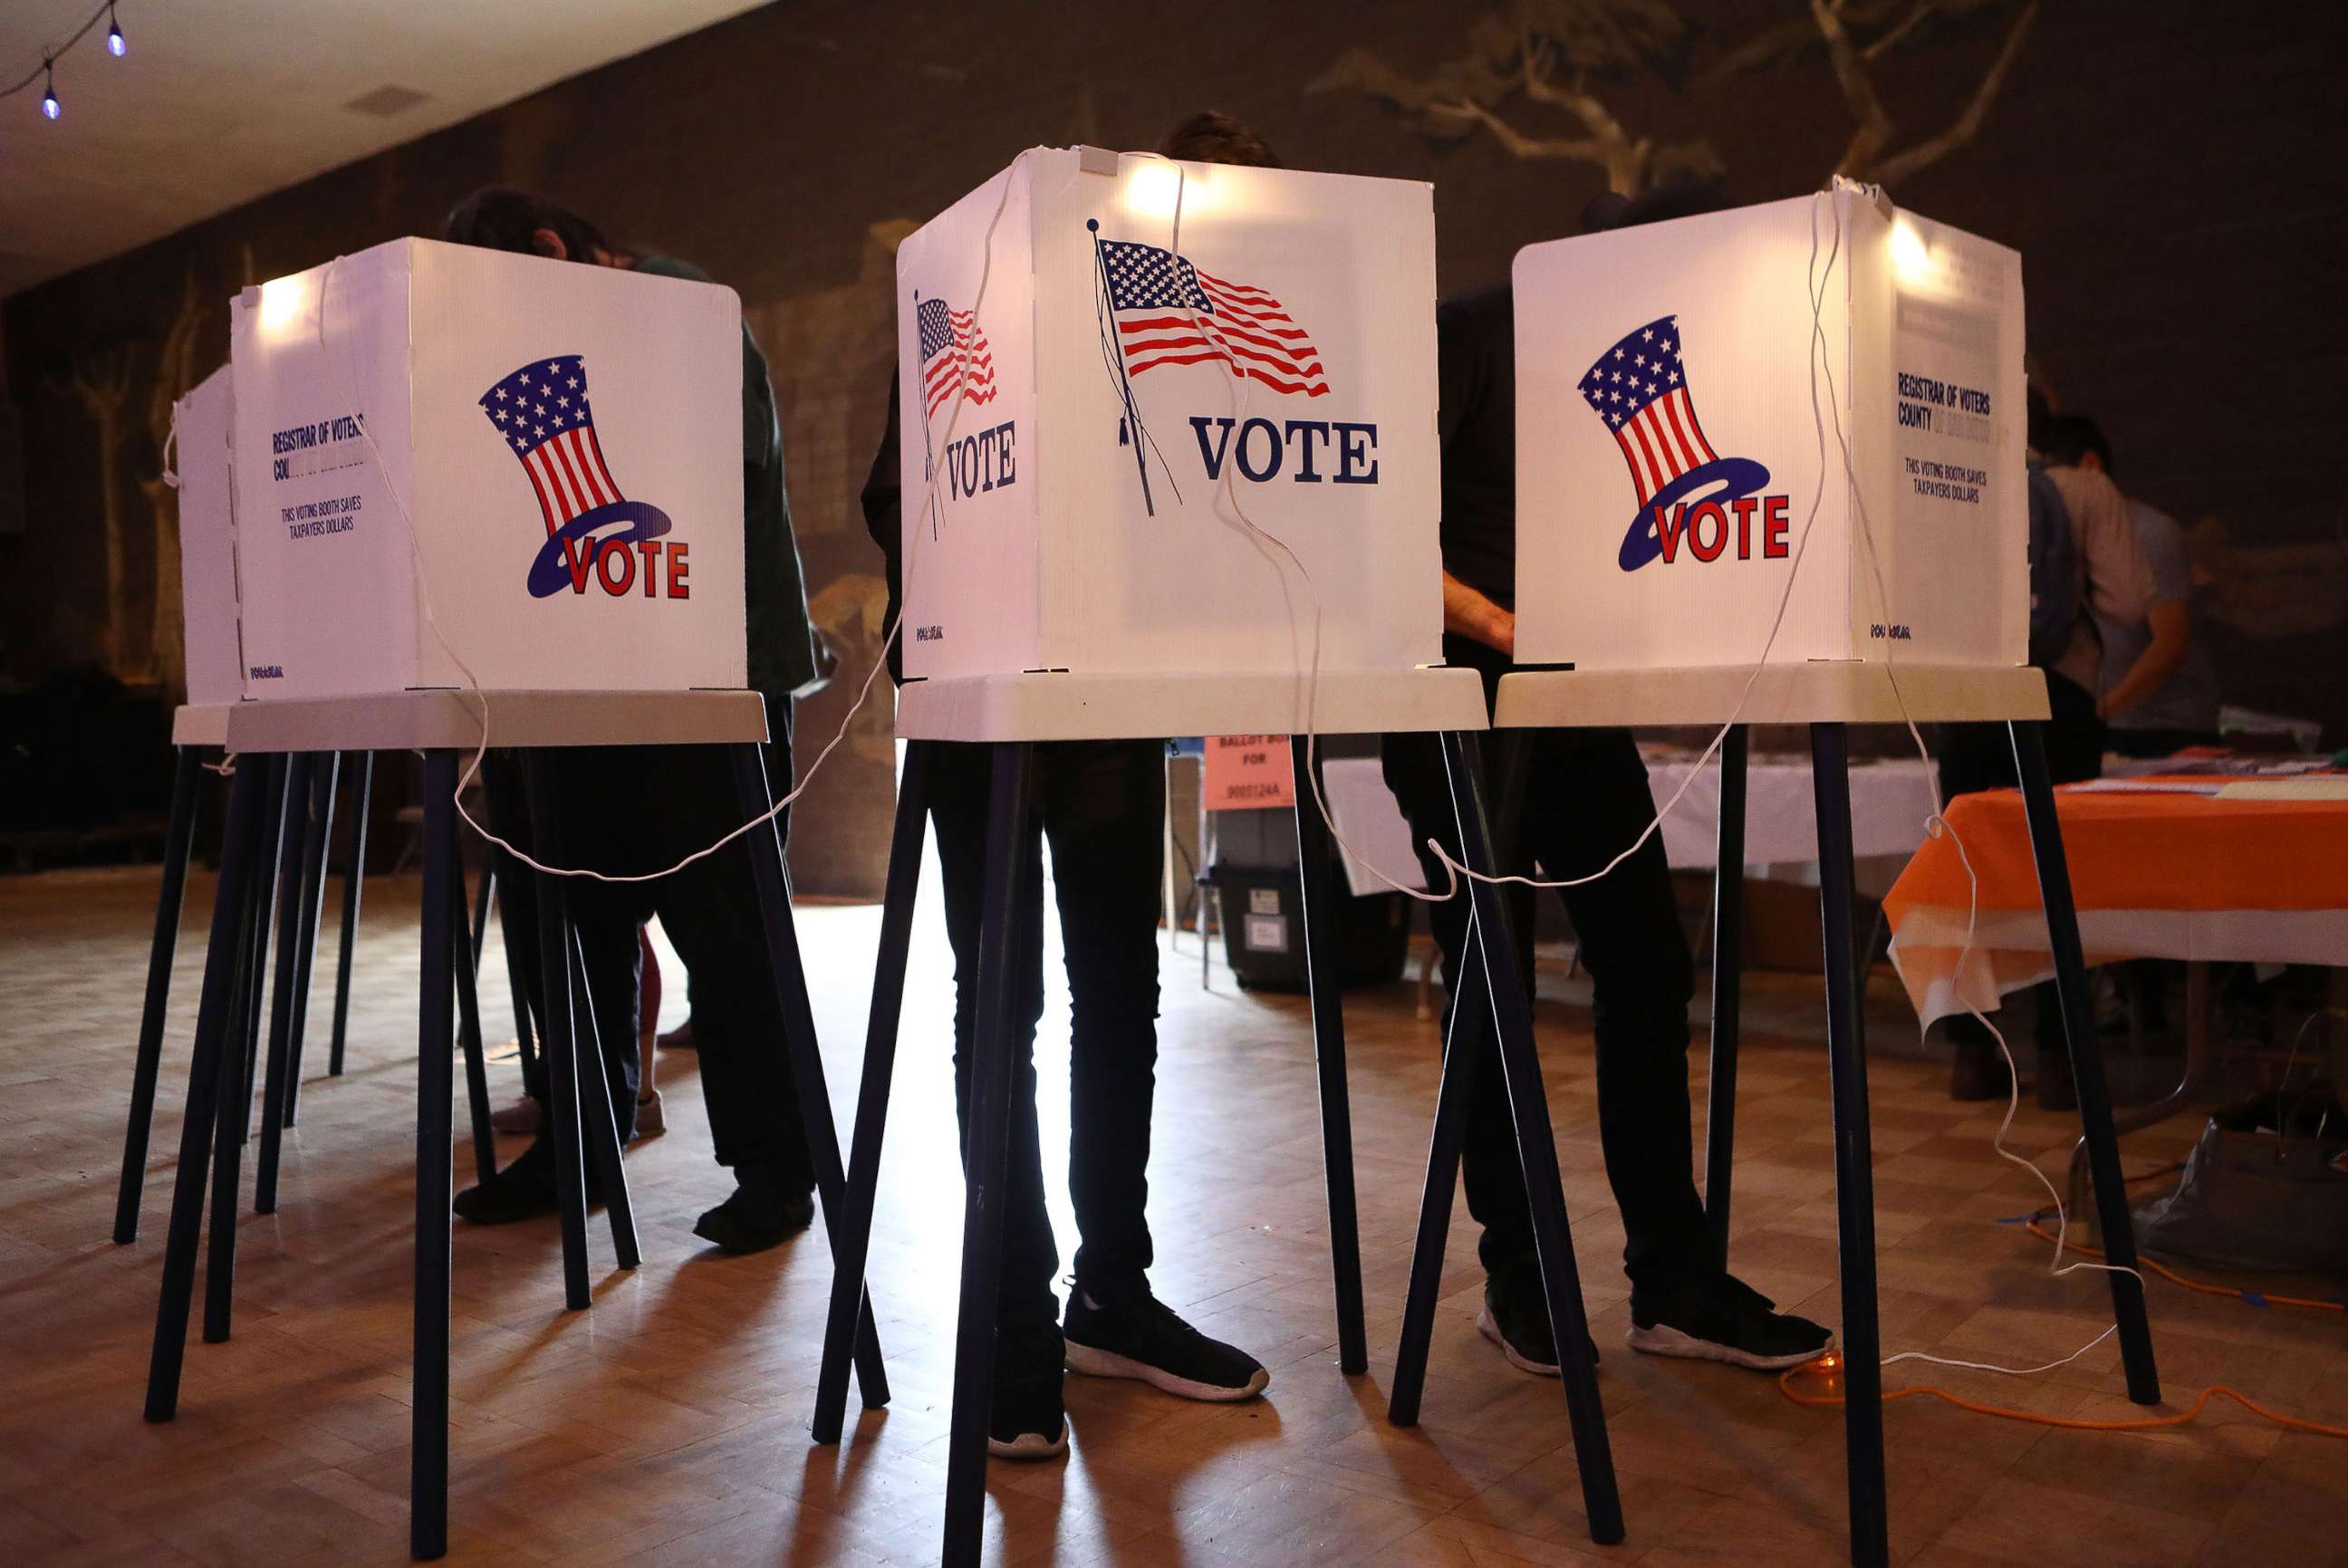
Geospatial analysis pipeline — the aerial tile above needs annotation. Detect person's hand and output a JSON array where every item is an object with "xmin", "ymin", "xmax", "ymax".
[{"xmin": 1484, "ymin": 608, "xmax": 1516, "ymax": 660}]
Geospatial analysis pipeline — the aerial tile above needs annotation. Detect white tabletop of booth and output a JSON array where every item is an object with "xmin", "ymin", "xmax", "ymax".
[
  {"xmin": 1494, "ymin": 663, "xmax": 2050, "ymax": 731},
  {"xmin": 219, "ymin": 689, "xmax": 771, "ymax": 755},
  {"xmin": 894, "ymin": 669, "xmax": 1489, "ymax": 746}
]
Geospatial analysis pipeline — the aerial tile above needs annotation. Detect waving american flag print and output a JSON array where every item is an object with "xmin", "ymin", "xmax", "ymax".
[
  {"xmin": 1097, "ymin": 239, "xmax": 1329, "ymax": 397},
  {"xmin": 919, "ymin": 296, "xmax": 998, "ymax": 418}
]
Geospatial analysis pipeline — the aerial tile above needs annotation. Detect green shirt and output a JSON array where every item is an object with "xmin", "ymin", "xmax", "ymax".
[{"xmin": 632, "ymin": 255, "xmax": 818, "ymax": 700}]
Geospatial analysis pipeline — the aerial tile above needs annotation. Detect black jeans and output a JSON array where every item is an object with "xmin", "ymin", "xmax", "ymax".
[
  {"xmin": 1938, "ymin": 669, "xmax": 2103, "ymax": 1063},
  {"xmin": 1381, "ymin": 710, "xmax": 1708, "ymax": 1299},
  {"xmin": 485, "ymin": 715, "xmax": 813, "ymax": 1190},
  {"xmin": 928, "ymin": 739, "xmax": 1164, "ymax": 1340}
]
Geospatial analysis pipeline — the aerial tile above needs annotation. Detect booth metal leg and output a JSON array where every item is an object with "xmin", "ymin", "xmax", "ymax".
[
  {"xmin": 282, "ymin": 753, "xmax": 340, "ymax": 1126},
  {"xmin": 521, "ymin": 760, "xmax": 593, "ymax": 1311},
  {"xmin": 2008, "ymin": 721, "xmax": 2160, "ymax": 1405},
  {"xmin": 1439, "ymin": 731, "xmax": 1623, "ymax": 1545},
  {"xmin": 498, "ymin": 850, "xmax": 539, "ymax": 1078},
  {"xmin": 1704, "ymin": 725, "xmax": 1748, "ymax": 1273},
  {"xmin": 942, "ymin": 743, "xmax": 1036, "ymax": 1568},
  {"xmin": 413, "ymin": 748, "xmax": 458, "ymax": 1561},
  {"xmin": 1389, "ymin": 731, "xmax": 1526, "ymax": 1428},
  {"xmin": 567, "ymin": 923, "xmax": 641, "ymax": 1271},
  {"xmin": 1387, "ymin": 906, "xmax": 1491, "ymax": 1427},
  {"xmin": 1809, "ymin": 724, "xmax": 1888, "ymax": 1568},
  {"xmin": 241, "ymin": 758, "xmax": 294, "ymax": 1143},
  {"xmin": 471, "ymin": 861, "xmax": 496, "ymax": 973},
  {"xmin": 255, "ymin": 754, "xmax": 317, "ymax": 1215},
  {"xmin": 450, "ymin": 866, "xmax": 497, "ymax": 1189},
  {"xmin": 813, "ymin": 739, "xmax": 934, "ymax": 1445},
  {"xmin": 729, "ymin": 741, "xmax": 888, "ymax": 1407},
  {"xmin": 115, "ymin": 745, "xmax": 206, "ymax": 1245},
  {"xmin": 330, "ymin": 751, "xmax": 374, "ymax": 1078},
  {"xmin": 1289, "ymin": 735, "xmax": 1369, "ymax": 1375},
  {"xmin": 146, "ymin": 757, "xmax": 270, "ymax": 1421}
]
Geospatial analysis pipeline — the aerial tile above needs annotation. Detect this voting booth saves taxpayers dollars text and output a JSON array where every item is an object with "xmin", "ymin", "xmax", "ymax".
[
  {"xmin": 230, "ymin": 239, "xmax": 746, "ymax": 699},
  {"xmin": 1513, "ymin": 188, "xmax": 2026, "ymax": 672},
  {"xmin": 175, "ymin": 366, "xmax": 244, "ymax": 708},
  {"xmin": 895, "ymin": 147, "xmax": 1440, "ymax": 682}
]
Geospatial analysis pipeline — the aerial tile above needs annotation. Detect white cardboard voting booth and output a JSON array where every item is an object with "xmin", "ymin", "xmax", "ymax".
[
  {"xmin": 174, "ymin": 366, "xmax": 244, "ymax": 709},
  {"xmin": 893, "ymin": 147, "xmax": 1441, "ymax": 686},
  {"xmin": 229, "ymin": 239, "xmax": 746, "ymax": 699},
  {"xmin": 1512, "ymin": 188, "xmax": 2026, "ymax": 673}
]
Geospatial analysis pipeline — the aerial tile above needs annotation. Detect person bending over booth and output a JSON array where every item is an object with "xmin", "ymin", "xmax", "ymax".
[
  {"xmin": 856, "ymin": 114, "xmax": 1283, "ymax": 1461},
  {"xmin": 1379, "ymin": 182, "xmax": 1835, "ymax": 1376},
  {"xmin": 444, "ymin": 188, "xmax": 823, "ymax": 1254}
]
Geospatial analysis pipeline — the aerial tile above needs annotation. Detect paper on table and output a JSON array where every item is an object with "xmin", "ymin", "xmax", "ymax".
[
  {"xmin": 2066, "ymin": 779, "xmax": 2225, "ymax": 795},
  {"xmin": 2215, "ymin": 778, "xmax": 2348, "ymax": 802}
]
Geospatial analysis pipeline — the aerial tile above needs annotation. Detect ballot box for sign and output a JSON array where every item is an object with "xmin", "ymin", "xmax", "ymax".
[
  {"xmin": 174, "ymin": 367, "xmax": 245, "ymax": 708},
  {"xmin": 1513, "ymin": 184, "xmax": 2027, "ymax": 673},
  {"xmin": 1376, "ymin": 189, "xmax": 2160, "ymax": 1568},
  {"xmin": 230, "ymin": 239, "xmax": 746, "ymax": 699},
  {"xmin": 893, "ymin": 144, "xmax": 1440, "ymax": 684}
]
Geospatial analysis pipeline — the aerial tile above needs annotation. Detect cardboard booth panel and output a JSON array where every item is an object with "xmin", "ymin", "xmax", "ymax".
[
  {"xmin": 897, "ymin": 147, "xmax": 1441, "ymax": 682},
  {"xmin": 1513, "ymin": 189, "xmax": 2025, "ymax": 671},
  {"xmin": 231, "ymin": 238, "xmax": 746, "ymax": 699},
  {"xmin": 174, "ymin": 367, "xmax": 245, "ymax": 709}
]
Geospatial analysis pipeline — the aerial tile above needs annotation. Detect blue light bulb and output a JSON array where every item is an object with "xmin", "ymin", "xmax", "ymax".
[
  {"xmin": 43, "ymin": 87, "xmax": 60, "ymax": 119},
  {"xmin": 108, "ymin": 24, "xmax": 126, "ymax": 57}
]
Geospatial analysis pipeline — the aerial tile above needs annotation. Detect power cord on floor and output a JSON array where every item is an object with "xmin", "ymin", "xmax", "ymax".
[{"xmin": 1777, "ymin": 1355, "xmax": 2348, "ymax": 1441}]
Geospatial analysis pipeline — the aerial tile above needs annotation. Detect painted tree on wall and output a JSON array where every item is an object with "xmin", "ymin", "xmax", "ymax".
[
  {"xmin": 1705, "ymin": 0, "xmax": 2040, "ymax": 188},
  {"xmin": 1314, "ymin": 0, "xmax": 2037, "ymax": 196},
  {"xmin": 54, "ymin": 346, "xmax": 142, "ymax": 680},
  {"xmin": 140, "ymin": 268, "xmax": 212, "ymax": 698},
  {"xmin": 1310, "ymin": 0, "xmax": 1719, "ymax": 197}
]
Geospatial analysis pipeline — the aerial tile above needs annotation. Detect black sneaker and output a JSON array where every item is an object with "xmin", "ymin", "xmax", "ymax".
[
  {"xmin": 1477, "ymin": 1256, "xmax": 1598, "ymax": 1377},
  {"xmin": 1063, "ymin": 1289, "xmax": 1268, "ymax": 1401},
  {"xmin": 452, "ymin": 1138, "xmax": 600, "ymax": 1225},
  {"xmin": 988, "ymin": 1368, "xmax": 1068, "ymax": 1459},
  {"xmin": 990, "ymin": 1321, "xmax": 1068, "ymax": 1460},
  {"xmin": 691, "ymin": 1167, "xmax": 815, "ymax": 1255},
  {"xmin": 1627, "ymin": 1275, "xmax": 1833, "ymax": 1371}
]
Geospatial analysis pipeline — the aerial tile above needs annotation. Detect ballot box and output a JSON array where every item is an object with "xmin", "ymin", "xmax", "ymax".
[
  {"xmin": 229, "ymin": 238, "xmax": 746, "ymax": 699},
  {"xmin": 174, "ymin": 366, "xmax": 244, "ymax": 708},
  {"xmin": 1512, "ymin": 187, "xmax": 2026, "ymax": 672},
  {"xmin": 893, "ymin": 146, "xmax": 1440, "ymax": 683}
]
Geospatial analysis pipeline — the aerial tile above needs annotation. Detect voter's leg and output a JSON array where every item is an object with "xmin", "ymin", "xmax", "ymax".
[
  {"xmin": 1043, "ymin": 739, "xmax": 1269, "ymax": 1403},
  {"xmin": 930, "ymin": 741, "xmax": 1065, "ymax": 1460}
]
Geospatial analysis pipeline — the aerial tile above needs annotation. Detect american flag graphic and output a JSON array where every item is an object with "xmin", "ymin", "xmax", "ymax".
[
  {"xmin": 1580, "ymin": 315, "xmax": 1719, "ymax": 506},
  {"xmin": 918, "ymin": 297, "xmax": 997, "ymax": 418},
  {"xmin": 1098, "ymin": 239, "xmax": 1328, "ymax": 397},
  {"xmin": 476, "ymin": 355, "xmax": 625, "ymax": 536}
]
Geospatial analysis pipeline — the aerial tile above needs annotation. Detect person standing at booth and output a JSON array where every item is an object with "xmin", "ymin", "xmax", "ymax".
[
  {"xmin": 1379, "ymin": 183, "xmax": 1835, "ymax": 1376},
  {"xmin": 857, "ymin": 115, "xmax": 1279, "ymax": 1460},
  {"xmin": 442, "ymin": 188, "xmax": 822, "ymax": 1253}
]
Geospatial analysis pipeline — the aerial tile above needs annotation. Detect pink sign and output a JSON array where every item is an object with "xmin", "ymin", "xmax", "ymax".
[{"xmin": 1202, "ymin": 735, "xmax": 1295, "ymax": 811}]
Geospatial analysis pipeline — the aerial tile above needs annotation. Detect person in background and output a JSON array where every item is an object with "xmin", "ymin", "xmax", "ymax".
[
  {"xmin": 444, "ymin": 187, "xmax": 818, "ymax": 1251},
  {"xmin": 855, "ymin": 113, "xmax": 1280, "ymax": 1461},
  {"xmin": 2042, "ymin": 417, "xmax": 2223, "ymax": 755},
  {"xmin": 1378, "ymin": 179, "xmax": 1835, "ymax": 1378},
  {"xmin": 1939, "ymin": 393, "xmax": 2155, "ymax": 1104}
]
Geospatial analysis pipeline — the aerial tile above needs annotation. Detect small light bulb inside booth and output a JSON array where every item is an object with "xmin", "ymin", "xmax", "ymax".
[
  {"xmin": 257, "ymin": 275, "xmax": 312, "ymax": 341},
  {"xmin": 1891, "ymin": 217, "xmax": 1933, "ymax": 286}
]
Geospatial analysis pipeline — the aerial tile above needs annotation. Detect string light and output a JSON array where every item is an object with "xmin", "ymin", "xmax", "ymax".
[{"xmin": 3, "ymin": 3, "xmax": 138, "ymax": 121}]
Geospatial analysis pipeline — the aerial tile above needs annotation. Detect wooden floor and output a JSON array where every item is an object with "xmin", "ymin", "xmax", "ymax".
[{"xmin": 3, "ymin": 863, "xmax": 2344, "ymax": 1568}]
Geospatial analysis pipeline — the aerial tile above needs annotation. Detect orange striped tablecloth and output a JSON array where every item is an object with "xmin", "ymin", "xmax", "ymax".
[{"xmin": 1882, "ymin": 780, "xmax": 2348, "ymax": 1024}]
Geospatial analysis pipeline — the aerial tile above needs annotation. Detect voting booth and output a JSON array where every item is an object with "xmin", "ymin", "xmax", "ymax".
[
  {"xmin": 1512, "ymin": 188, "xmax": 2026, "ymax": 672},
  {"xmin": 174, "ymin": 366, "xmax": 245, "ymax": 709},
  {"xmin": 893, "ymin": 146, "xmax": 1441, "ymax": 684},
  {"xmin": 229, "ymin": 238, "xmax": 746, "ymax": 699}
]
